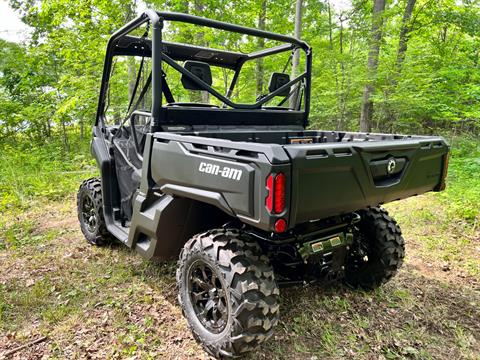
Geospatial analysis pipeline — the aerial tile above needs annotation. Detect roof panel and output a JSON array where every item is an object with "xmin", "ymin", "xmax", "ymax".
[{"xmin": 112, "ymin": 35, "xmax": 247, "ymax": 69}]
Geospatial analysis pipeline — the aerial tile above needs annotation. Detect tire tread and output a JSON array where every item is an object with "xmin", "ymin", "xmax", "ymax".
[
  {"xmin": 176, "ymin": 228, "xmax": 279, "ymax": 358},
  {"xmin": 76, "ymin": 177, "xmax": 112, "ymax": 245},
  {"xmin": 345, "ymin": 207, "xmax": 405, "ymax": 290}
]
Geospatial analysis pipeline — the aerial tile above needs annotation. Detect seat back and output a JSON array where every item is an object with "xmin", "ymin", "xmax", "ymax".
[
  {"xmin": 268, "ymin": 72, "xmax": 290, "ymax": 96},
  {"xmin": 181, "ymin": 61, "xmax": 212, "ymax": 90}
]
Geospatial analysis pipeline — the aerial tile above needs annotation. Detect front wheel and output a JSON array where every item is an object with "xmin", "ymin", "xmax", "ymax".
[
  {"xmin": 177, "ymin": 228, "xmax": 280, "ymax": 358},
  {"xmin": 77, "ymin": 178, "xmax": 112, "ymax": 246},
  {"xmin": 345, "ymin": 207, "xmax": 405, "ymax": 290}
]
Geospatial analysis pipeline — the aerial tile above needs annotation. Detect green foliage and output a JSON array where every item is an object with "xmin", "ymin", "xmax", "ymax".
[
  {"xmin": 0, "ymin": 133, "xmax": 95, "ymax": 214},
  {"xmin": 440, "ymin": 136, "xmax": 480, "ymax": 223},
  {"xmin": 0, "ymin": 0, "xmax": 478, "ymax": 136},
  {"xmin": 0, "ymin": 219, "xmax": 36, "ymax": 251}
]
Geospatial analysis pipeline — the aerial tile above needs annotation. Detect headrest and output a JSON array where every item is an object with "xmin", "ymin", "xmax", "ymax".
[
  {"xmin": 181, "ymin": 61, "xmax": 212, "ymax": 90},
  {"xmin": 268, "ymin": 72, "xmax": 291, "ymax": 96}
]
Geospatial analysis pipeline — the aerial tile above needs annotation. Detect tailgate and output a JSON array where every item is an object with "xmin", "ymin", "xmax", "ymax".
[{"xmin": 284, "ymin": 138, "xmax": 449, "ymax": 225}]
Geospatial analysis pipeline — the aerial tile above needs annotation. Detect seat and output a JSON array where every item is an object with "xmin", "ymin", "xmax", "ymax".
[
  {"xmin": 268, "ymin": 72, "xmax": 291, "ymax": 96},
  {"xmin": 167, "ymin": 61, "xmax": 218, "ymax": 108},
  {"xmin": 181, "ymin": 60, "xmax": 213, "ymax": 90}
]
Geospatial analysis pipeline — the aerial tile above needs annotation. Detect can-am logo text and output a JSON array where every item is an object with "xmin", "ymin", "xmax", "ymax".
[{"xmin": 198, "ymin": 162, "xmax": 242, "ymax": 181}]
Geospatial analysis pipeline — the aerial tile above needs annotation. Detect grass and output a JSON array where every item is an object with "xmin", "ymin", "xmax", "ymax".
[
  {"xmin": 0, "ymin": 135, "xmax": 479, "ymax": 359},
  {"xmin": 439, "ymin": 136, "xmax": 480, "ymax": 223},
  {"xmin": 0, "ymin": 136, "xmax": 95, "ymax": 214},
  {"xmin": 0, "ymin": 135, "xmax": 96, "ymax": 250},
  {"xmin": 385, "ymin": 138, "xmax": 479, "ymax": 279}
]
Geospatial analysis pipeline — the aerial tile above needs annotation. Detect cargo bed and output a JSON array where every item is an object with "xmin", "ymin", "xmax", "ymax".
[{"xmin": 151, "ymin": 129, "xmax": 449, "ymax": 231}]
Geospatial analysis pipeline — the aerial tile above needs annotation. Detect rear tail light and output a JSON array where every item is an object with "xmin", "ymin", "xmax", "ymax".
[
  {"xmin": 274, "ymin": 218, "xmax": 287, "ymax": 233},
  {"xmin": 266, "ymin": 172, "xmax": 288, "ymax": 232},
  {"xmin": 265, "ymin": 175, "xmax": 274, "ymax": 213},
  {"xmin": 274, "ymin": 173, "xmax": 286, "ymax": 213},
  {"xmin": 265, "ymin": 172, "xmax": 286, "ymax": 214}
]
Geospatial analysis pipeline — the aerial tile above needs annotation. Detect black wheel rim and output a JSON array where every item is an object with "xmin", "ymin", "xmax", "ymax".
[
  {"xmin": 81, "ymin": 193, "xmax": 97, "ymax": 234},
  {"xmin": 187, "ymin": 260, "xmax": 228, "ymax": 334}
]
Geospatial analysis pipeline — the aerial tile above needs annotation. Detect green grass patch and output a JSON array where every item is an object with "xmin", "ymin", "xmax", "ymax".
[
  {"xmin": 0, "ymin": 136, "xmax": 95, "ymax": 215},
  {"xmin": 387, "ymin": 136, "xmax": 480, "ymax": 277},
  {"xmin": 440, "ymin": 136, "xmax": 480, "ymax": 224}
]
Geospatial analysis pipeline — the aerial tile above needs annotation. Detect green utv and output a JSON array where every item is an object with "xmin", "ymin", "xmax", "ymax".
[{"xmin": 77, "ymin": 10, "xmax": 449, "ymax": 358}]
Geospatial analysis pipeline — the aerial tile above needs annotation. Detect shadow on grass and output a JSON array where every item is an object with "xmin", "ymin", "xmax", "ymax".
[
  {"xmin": 104, "ymin": 245, "xmax": 479, "ymax": 359},
  {"xmin": 244, "ymin": 266, "xmax": 480, "ymax": 360}
]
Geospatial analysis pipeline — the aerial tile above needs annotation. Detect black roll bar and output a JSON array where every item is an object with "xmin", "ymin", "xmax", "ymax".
[
  {"xmin": 95, "ymin": 9, "xmax": 312, "ymax": 129},
  {"xmin": 157, "ymin": 12, "xmax": 310, "ymax": 51},
  {"xmin": 96, "ymin": 10, "xmax": 159, "ymax": 128}
]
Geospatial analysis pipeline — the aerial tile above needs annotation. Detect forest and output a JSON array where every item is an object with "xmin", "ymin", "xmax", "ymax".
[
  {"xmin": 0, "ymin": 0, "xmax": 479, "ymax": 359},
  {"xmin": 1, "ymin": 0, "xmax": 480, "ymax": 144}
]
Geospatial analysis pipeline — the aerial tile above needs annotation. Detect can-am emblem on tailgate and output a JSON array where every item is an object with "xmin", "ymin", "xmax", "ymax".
[
  {"xmin": 387, "ymin": 159, "xmax": 396, "ymax": 174},
  {"xmin": 198, "ymin": 162, "xmax": 243, "ymax": 181}
]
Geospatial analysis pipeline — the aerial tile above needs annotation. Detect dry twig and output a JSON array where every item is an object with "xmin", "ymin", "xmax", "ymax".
[{"xmin": 3, "ymin": 336, "xmax": 48, "ymax": 357}]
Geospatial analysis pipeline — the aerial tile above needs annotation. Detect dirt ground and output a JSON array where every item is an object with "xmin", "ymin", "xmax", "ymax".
[{"xmin": 0, "ymin": 194, "xmax": 478, "ymax": 359}]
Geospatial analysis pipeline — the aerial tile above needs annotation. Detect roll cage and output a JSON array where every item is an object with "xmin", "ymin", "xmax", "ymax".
[{"xmin": 96, "ymin": 10, "xmax": 313, "ymax": 131}]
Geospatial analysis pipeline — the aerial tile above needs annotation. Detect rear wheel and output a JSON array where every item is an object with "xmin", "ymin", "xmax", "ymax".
[
  {"xmin": 77, "ymin": 178, "xmax": 111, "ymax": 246},
  {"xmin": 177, "ymin": 228, "xmax": 280, "ymax": 358},
  {"xmin": 345, "ymin": 207, "xmax": 405, "ymax": 290}
]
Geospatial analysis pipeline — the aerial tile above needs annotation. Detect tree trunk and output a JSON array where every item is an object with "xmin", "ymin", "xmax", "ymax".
[
  {"xmin": 337, "ymin": 16, "xmax": 347, "ymax": 130},
  {"xmin": 193, "ymin": 0, "xmax": 209, "ymax": 103},
  {"xmin": 395, "ymin": 0, "xmax": 416, "ymax": 76},
  {"xmin": 80, "ymin": 118, "xmax": 84, "ymax": 140},
  {"xmin": 360, "ymin": 0, "xmax": 386, "ymax": 133},
  {"xmin": 126, "ymin": 1, "xmax": 137, "ymax": 107},
  {"xmin": 382, "ymin": 0, "xmax": 416, "ymax": 132},
  {"xmin": 328, "ymin": 1, "xmax": 340, "ymax": 114},
  {"xmin": 340, "ymin": 28, "xmax": 356, "ymax": 127},
  {"xmin": 255, "ymin": 0, "xmax": 267, "ymax": 97},
  {"xmin": 46, "ymin": 118, "xmax": 51, "ymax": 138},
  {"xmin": 290, "ymin": 0, "xmax": 303, "ymax": 109},
  {"xmin": 127, "ymin": 52, "xmax": 137, "ymax": 102},
  {"xmin": 61, "ymin": 117, "xmax": 69, "ymax": 152},
  {"xmin": 328, "ymin": 1, "xmax": 334, "ymax": 50}
]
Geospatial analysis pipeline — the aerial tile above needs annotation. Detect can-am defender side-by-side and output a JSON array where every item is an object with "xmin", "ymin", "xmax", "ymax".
[{"xmin": 77, "ymin": 10, "xmax": 449, "ymax": 358}]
